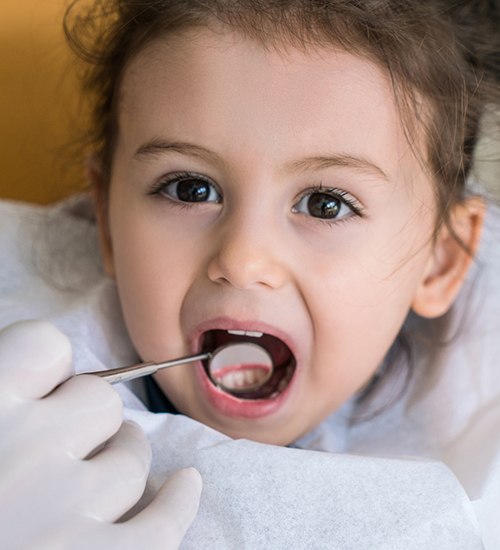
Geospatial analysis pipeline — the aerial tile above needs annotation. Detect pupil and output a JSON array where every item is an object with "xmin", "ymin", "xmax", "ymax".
[
  {"xmin": 177, "ymin": 179, "xmax": 209, "ymax": 202},
  {"xmin": 308, "ymin": 193, "xmax": 340, "ymax": 219}
]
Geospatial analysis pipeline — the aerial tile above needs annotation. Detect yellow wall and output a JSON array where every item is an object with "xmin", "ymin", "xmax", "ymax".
[{"xmin": 0, "ymin": 1, "xmax": 86, "ymax": 204}]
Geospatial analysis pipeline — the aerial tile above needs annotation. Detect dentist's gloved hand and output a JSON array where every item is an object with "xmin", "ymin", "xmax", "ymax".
[{"xmin": 0, "ymin": 320, "xmax": 202, "ymax": 550}]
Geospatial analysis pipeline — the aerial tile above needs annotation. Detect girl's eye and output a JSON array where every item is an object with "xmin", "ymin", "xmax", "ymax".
[
  {"xmin": 293, "ymin": 188, "xmax": 361, "ymax": 221},
  {"xmin": 156, "ymin": 174, "xmax": 221, "ymax": 204}
]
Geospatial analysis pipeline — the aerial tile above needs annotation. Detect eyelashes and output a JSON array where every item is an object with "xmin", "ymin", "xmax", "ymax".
[
  {"xmin": 292, "ymin": 185, "xmax": 364, "ymax": 222},
  {"xmin": 148, "ymin": 171, "xmax": 222, "ymax": 205},
  {"xmin": 148, "ymin": 171, "xmax": 365, "ymax": 223}
]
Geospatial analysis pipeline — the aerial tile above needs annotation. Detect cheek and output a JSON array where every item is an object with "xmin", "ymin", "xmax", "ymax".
[
  {"xmin": 107, "ymin": 202, "xmax": 195, "ymax": 359},
  {"xmin": 302, "ymin": 223, "xmax": 433, "ymax": 389},
  {"xmin": 303, "ymin": 279, "xmax": 406, "ymax": 407}
]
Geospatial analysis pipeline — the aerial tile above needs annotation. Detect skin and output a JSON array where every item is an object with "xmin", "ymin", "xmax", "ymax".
[{"xmin": 98, "ymin": 29, "xmax": 483, "ymax": 445}]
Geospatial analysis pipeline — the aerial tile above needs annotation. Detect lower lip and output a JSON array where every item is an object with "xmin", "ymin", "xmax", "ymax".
[{"xmin": 194, "ymin": 362, "xmax": 297, "ymax": 419}]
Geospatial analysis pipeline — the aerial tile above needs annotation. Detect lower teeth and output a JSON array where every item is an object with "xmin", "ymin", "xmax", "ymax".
[
  {"xmin": 225, "ymin": 363, "xmax": 294, "ymax": 400},
  {"xmin": 216, "ymin": 366, "xmax": 270, "ymax": 391}
]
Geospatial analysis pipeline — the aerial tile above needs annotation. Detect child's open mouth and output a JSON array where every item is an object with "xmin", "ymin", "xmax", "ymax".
[{"xmin": 200, "ymin": 329, "xmax": 296, "ymax": 400}]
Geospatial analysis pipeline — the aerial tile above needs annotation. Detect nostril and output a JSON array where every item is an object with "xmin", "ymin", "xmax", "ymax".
[
  {"xmin": 205, "ymin": 221, "xmax": 284, "ymax": 288},
  {"xmin": 207, "ymin": 248, "xmax": 287, "ymax": 290}
]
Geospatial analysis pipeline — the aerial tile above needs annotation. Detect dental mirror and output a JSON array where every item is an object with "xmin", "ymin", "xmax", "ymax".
[
  {"xmin": 80, "ymin": 342, "xmax": 274, "ymax": 396},
  {"xmin": 207, "ymin": 342, "xmax": 273, "ymax": 394}
]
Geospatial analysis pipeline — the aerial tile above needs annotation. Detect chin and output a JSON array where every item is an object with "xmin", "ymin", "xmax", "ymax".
[{"xmin": 183, "ymin": 406, "xmax": 302, "ymax": 446}]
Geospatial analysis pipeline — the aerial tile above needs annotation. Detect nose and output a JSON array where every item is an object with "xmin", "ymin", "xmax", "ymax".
[{"xmin": 207, "ymin": 214, "xmax": 288, "ymax": 290}]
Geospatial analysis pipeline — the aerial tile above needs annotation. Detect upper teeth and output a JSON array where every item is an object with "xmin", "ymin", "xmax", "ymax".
[{"xmin": 227, "ymin": 330, "xmax": 263, "ymax": 338}]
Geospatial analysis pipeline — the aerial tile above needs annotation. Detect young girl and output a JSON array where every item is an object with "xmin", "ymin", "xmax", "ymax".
[{"xmin": 1, "ymin": 0, "xmax": 499, "ymax": 547}]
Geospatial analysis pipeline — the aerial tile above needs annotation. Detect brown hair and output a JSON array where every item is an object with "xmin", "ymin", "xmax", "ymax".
[
  {"xmin": 63, "ymin": 0, "xmax": 500, "ymax": 415},
  {"xmin": 64, "ymin": 0, "xmax": 500, "ymax": 229}
]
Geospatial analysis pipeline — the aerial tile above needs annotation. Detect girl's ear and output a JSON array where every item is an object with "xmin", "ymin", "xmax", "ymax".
[
  {"xmin": 87, "ymin": 157, "xmax": 115, "ymax": 278},
  {"xmin": 411, "ymin": 197, "xmax": 485, "ymax": 318}
]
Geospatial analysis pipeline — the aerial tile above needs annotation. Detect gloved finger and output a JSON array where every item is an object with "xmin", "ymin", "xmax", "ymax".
[
  {"xmin": 36, "ymin": 374, "xmax": 123, "ymax": 459},
  {"xmin": 78, "ymin": 421, "xmax": 152, "ymax": 523},
  {"xmin": 118, "ymin": 467, "xmax": 203, "ymax": 549},
  {"xmin": 0, "ymin": 375, "xmax": 122, "ymax": 459},
  {"xmin": 0, "ymin": 450, "xmax": 84, "ymax": 546},
  {"xmin": 0, "ymin": 320, "xmax": 73, "ymax": 401}
]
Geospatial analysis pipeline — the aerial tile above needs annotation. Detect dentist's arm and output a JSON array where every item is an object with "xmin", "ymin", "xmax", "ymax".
[{"xmin": 0, "ymin": 320, "xmax": 201, "ymax": 550}]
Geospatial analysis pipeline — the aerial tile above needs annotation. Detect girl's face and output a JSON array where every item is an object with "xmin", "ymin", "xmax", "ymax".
[{"xmin": 104, "ymin": 30, "xmax": 438, "ymax": 444}]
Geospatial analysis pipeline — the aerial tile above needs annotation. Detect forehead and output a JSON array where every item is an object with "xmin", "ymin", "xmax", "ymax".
[
  {"xmin": 121, "ymin": 29, "xmax": 393, "ymax": 119},
  {"xmin": 116, "ymin": 29, "xmax": 420, "ymax": 183}
]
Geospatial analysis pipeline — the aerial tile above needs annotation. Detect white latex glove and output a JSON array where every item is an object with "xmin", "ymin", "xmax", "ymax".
[{"xmin": 0, "ymin": 320, "xmax": 202, "ymax": 550}]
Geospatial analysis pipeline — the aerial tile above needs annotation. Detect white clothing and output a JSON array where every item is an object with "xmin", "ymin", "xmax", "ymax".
[{"xmin": 1, "ymin": 195, "xmax": 499, "ymax": 549}]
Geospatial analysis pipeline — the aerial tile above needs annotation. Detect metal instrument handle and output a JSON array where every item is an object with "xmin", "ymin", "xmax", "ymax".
[{"xmin": 77, "ymin": 352, "xmax": 210, "ymax": 384}]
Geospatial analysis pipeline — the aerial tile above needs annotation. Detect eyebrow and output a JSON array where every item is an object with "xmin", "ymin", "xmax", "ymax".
[
  {"xmin": 133, "ymin": 138, "xmax": 389, "ymax": 181},
  {"xmin": 134, "ymin": 139, "xmax": 221, "ymax": 164},
  {"xmin": 288, "ymin": 155, "xmax": 388, "ymax": 181}
]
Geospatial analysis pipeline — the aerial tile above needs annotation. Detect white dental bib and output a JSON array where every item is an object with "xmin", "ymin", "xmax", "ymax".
[{"xmin": 1, "ymin": 194, "xmax": 499, "ymax": 549}]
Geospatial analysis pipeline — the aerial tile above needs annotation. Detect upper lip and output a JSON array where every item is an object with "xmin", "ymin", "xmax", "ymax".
[{"xmin": 189, "ymin": 316, "xmax": 300, "ymax": 367}]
